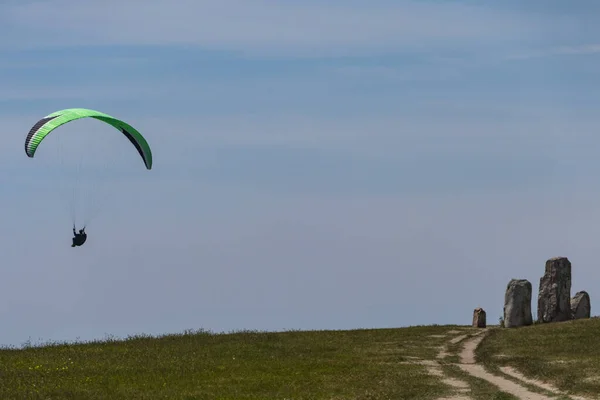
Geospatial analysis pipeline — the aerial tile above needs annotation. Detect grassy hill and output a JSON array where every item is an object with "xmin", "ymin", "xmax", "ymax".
[
  {"xmin": 0, "ymin": 320, "xmax": 597, "ymax": 399},
  {"xmin": 477, "ymin": 317, "xmax": 600, "ymax": 398},
  {"xmin": 0, "ymin": 325, "xmax": 469, "ymax": 400}
]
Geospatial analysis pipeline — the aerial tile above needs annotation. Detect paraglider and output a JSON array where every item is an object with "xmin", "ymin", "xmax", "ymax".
[
  {"xmin": 25, "ymin": 108, "xmax": 153, "ymax": 169},
  {"xmin": 72, "ymin": 226, "xmax": 87, "ymax": 247},
  {"xmin": 24, "ymin": 108, "xmax": 153, "ymax": 246}
]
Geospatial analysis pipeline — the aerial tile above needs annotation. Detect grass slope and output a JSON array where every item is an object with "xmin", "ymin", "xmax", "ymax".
[
  {"xmin": 477, "ymin": 317, "xmax": 600, "ymax": 398},
  {"xmin": 0, "ymin": 326, "xmax": 464, "ymax": 400}
]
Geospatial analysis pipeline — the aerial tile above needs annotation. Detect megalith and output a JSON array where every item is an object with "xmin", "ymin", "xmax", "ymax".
[
  {"xmin": 472, "ymin": 307, "xmax": 486, "ymax": 328},
  {"xmin": 571, "ymin": 291, "xmax": 591, "ymax": 319},
  {"xmin": 504, "ymin": 279, "xmax": 533, "ymax": 328},
  {"xmin": 538, "ymin": 257, "xmax": 572, "ymax": 323}
]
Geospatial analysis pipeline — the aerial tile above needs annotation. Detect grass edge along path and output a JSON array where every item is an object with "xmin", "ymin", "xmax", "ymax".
[{"xmin": 476, "ymin": 319, "xmax": 600, "ymax": 400}]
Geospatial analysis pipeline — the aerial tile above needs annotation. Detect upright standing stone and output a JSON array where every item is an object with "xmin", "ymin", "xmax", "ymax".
[
  {"xmin": 538, "ymin": 257, "xmax": 572, "ymax": 323},
  {"xmin": 504, "ymin": 279, "xmax": 533, "ymax": 328},
  {"xmin": 571, "ymin": 291, "xmax": 591, "ymax": 319},
  {"xmin": 472, "ymin": 307, "xmax": 486, "ymax": 328}
]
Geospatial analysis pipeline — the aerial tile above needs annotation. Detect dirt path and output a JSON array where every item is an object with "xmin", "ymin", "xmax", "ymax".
[
  {"xmin": 499, "ymin": 366, "xmax": 589, "ymax": 400},
  {"xmin": 457, "ymin": 337, "xmax": 553, "ymax": 400},
  {"xmin": 405, "ymin": 327, "xmax": 592, "ymax": 399},
  {"xmin": 454, "ymin": 329, "xmax": 591, "ymax": 400}
]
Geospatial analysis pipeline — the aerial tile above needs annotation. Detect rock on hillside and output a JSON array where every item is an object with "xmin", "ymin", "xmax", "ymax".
[
  {"xmin": 571, "ymin": 291, "xmax": 591, "ymax": 319},
  {"xmin": 504, "ymin": 279, "xmax": 533, "ymax": 328},
  {"xmin": 538, "ymin": 257, "xmax": 572, "ymax": 323}
]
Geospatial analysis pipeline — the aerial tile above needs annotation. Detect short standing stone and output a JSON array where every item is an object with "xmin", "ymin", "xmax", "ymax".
[
  {"xmin": 504, "ymin": 279, "xmax": 533, "ymax": 328},
  {"xmin": 538, "ymin": 257, "xmax": 572, "ymax": 323},
  {"xmin": 472, "ymin": 307, "xmax": 486, "ymax": 328},
  {"xmin": 571, "ymin": 291, "xmax": 591, "ymax": 319}
]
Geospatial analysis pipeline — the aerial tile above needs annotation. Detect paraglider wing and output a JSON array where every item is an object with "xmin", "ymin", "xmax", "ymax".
[{"xmin": 24, "ymin": 108, "xmax": 153, "ymax": 169}]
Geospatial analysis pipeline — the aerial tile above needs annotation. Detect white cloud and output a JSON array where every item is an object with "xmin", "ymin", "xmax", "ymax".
[
  {"xmin": 126, "ymin": 108, "xmax": 600, "ymax": 157},
  {"xmin": 2, "ymin": 106, "xmax": 599, "ymax": 169},
  {"xmin": 1, "ymin": 0, "xmax": 549, "ymax": 56},
  {"xmin": 0, "ymin": 85, "xmax": 171, "ymax": 101},
  {"xmin": 508, "ymin": 44, "xmax": 600, "ymax": 59},
  {"xmin": 0, "ymin": 56, "xmax": 150, "ymax": 70},
  {"xmin": 329, "ymin": 64, "xmax": 466, "ymax": 82}
]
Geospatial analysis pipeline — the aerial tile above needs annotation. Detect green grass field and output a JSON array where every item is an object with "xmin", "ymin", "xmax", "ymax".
[
  {"xmin": 0, "ymin": 326, "xmax": 465, "ymax": 400},
  {"xmin": 477, "ymin": 317, "xmax": 600, "ymax": 398},
  {"xmin": 3, "ymin": 319, "xmax": 598, "ymax": 399}
]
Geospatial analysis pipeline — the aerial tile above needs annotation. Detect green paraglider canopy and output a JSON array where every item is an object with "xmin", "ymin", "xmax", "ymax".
[{"xmin": 24, "ymin": 108, "xmax": 153, "ymax": 169}]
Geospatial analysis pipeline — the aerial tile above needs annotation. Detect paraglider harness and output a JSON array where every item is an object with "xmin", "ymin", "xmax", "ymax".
[{"xmin": 71, "ymin": 226, "xmax": 87, "ymax": 247}]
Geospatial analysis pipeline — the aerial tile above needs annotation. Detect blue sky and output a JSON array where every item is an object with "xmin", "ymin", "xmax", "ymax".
[{"xmin": 0, "ymin": 0, "xmax": 600, "ymax": 347}]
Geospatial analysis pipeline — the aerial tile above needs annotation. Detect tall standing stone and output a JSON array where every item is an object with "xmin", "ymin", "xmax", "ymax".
[
  {"xmin": 504, "ymin": 279, "xmax": 533, "ymax": 328},
  {"xmin": 472, "ymin": 307, "xmax": 486, "ymax": 328},
  {"xmin": 571, "ymin": 291, "xmax": 591, "ymax": 319},
  {"xmin": 538, "ymin": 257, "xmax": 572, "ymax": 323}
]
